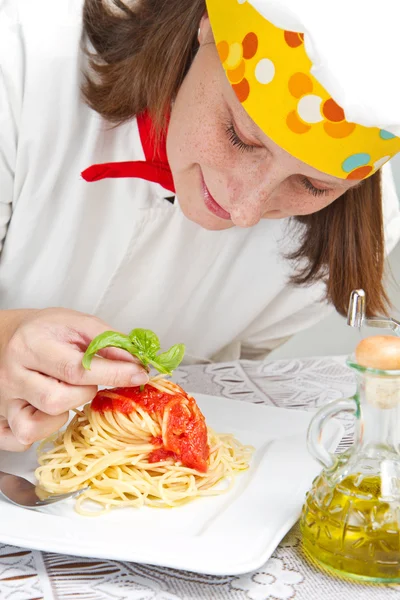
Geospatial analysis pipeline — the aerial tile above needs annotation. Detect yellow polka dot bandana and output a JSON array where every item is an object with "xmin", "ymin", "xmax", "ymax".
[{"xmin": 206, "ymin": 0, "xmax": 400, "ymax": 180}]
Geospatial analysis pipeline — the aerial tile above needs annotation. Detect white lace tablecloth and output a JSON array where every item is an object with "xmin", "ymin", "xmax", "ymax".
[{"xmin": 1, "ymin": 356, "xmax": 398, "ymax": 600}]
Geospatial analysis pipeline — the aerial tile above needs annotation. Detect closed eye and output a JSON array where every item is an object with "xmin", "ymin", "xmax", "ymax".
[
  {"xmin": 226, "ymin": 123, "xmax": 255, "ymax": 153},
  {"xmin": 301, "ymin": 177, "xmax": 330, "ymax": 197}
]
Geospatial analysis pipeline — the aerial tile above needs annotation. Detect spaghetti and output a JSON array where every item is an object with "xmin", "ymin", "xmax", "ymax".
[{"xmin": 35, "ymin": 379, "xmax": 253, "ymax": 515}]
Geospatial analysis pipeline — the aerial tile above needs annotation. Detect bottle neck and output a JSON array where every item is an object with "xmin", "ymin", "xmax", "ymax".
[{"xmin": 359, "ymin": 373, "xmax": 400, "ymax": 453}]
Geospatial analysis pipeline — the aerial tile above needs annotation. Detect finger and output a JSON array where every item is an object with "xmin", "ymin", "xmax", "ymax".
[
  {"xmin": 78, "ymin": 354, "xmax": 150, "ymax": 386},
  {"xmin": 98, "ymin": 347, "xmax": 150, "ymax": 372},
  {"xmin": 7, "ymin": 399, "xmax": 69, "ymax": 446},
  {"xmin": 98, "ymin": 347, "xmax": 141, "ymax": 363},
  {"xmin": 19, "ymin": 369, "xmax": 97, "ymax": 416},
  {"xmin": 26, "ymin": 343, "xmax": 149, "ymax": 388},
  {"xmin": 0, "ymin": 417, "xmax": 30, "ymax": 452}
]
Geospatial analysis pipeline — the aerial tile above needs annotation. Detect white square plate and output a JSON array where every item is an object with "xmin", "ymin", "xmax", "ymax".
[{"xmin": 0, "ymin": 394, "xmax": 342, "ymax": 575}]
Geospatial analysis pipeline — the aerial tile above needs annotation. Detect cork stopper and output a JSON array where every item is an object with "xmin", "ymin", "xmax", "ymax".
[{"xmin": 355, "ymin": 336, "xmax": 400, "ymax": 370}]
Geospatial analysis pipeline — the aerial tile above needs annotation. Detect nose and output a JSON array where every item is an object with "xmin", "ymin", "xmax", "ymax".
[
  {"xmin": 228, "ymin": 175, "xmax": 274, "ymax": 228},
  {"xmin": 229, "ymin": 201, "xmax": 264, "ymax": 228}
]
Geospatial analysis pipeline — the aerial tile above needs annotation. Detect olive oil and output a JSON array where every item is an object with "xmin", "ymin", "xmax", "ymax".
[{"xmin": 300, "ymin": 473, "xmax": 400, "ymax": 582}]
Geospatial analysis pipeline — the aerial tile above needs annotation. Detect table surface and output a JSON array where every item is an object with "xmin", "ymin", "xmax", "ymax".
[{"xmin": 1, "ymin": 355, "xmax": 398, "ymax": 600}]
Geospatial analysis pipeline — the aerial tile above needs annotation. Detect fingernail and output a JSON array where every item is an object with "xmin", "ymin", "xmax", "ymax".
[{"xmin": 131, "ymin": 372, "xmax": 149, "ymax": 385}]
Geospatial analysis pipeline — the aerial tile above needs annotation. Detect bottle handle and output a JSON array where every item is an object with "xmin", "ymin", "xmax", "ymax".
[{"xmin": 307, "ymin": 396, "xmax": 360, "ymax": 470}]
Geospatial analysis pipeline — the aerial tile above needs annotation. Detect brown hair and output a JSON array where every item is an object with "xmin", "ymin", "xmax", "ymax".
[
  {"xmin": 288, "ymin": 171, "xmax": 388, "ymax": 316},
  {"xmin": 82, "ymin": 0, "xmax": 389, "ymax": 317}
]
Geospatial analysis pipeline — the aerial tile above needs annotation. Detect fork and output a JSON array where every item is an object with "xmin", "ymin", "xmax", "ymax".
[{"xmin": 0, "ymin": 470, "xmax": 88, "ymax": 508}]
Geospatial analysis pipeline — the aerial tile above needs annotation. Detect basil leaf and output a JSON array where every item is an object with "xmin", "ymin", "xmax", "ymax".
[
  {"xmin": 129, "ymin": 328, "xmax": 160, "ymax": 358},
  {"xmin": 82, "ymin": 327, "xmax": 185, "ymax": 377},
  {"xmin": 147, "ymin": 359, "xmax": 172, "ymax": 375},
  {"xmin": 82, "ymin": 332, "xmax": 137, "ymax": 370},
  {"xmin": 149, "ymin": 344, "xmax": 185, "ymax": 375}
]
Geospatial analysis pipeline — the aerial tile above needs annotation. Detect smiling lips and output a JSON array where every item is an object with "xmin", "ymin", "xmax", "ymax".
[{"xmin": 202, "ymin": 179, "xmax": 231, "ymax": 220}]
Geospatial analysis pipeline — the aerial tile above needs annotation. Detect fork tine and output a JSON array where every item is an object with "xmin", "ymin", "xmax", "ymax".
[
  {"xmin": 35, "ymin": 487, "xmax": 89, "ymax": 505},
  {"xmin": 0, "ymin": 470, "xmax": 90, "ymax": 508}
]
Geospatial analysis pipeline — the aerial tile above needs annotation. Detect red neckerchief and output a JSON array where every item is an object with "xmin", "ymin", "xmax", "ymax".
[{"xmin": 81, "ymin": 111, "xmax": 175, "ymax": 194}]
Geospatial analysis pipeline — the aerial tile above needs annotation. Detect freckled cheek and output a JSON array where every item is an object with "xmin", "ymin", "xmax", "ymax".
[
  {"xmin": 183, "ymin": 110, "xmax": 233, "ymax": 168},
  {"xmin": 169, "ymin": 117, "xmax": 231, "ymax": 173},
  {"xmin": 189, "ymin": 126, "xmax": 233, "ymax": 171}
]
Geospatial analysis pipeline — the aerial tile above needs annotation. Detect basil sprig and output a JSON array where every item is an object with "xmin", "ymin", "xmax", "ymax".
[{"xmin": 82, "ymin": 328, "xmax": 185, "ymax": 376}]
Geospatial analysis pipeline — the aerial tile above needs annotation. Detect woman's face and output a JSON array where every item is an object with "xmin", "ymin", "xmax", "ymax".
[{"xmin": 167, "ymin": 17, "xmax": 360, "ymax": 231}]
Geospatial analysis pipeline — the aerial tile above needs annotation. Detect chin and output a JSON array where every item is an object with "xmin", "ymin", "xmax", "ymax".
[
  {"xmin": 198, "ymin": 219, "xmax": 234, "ymax": 231},
  {"xmin": 178, "ymin": 200, "xmax": 234, "ymax": 231}
]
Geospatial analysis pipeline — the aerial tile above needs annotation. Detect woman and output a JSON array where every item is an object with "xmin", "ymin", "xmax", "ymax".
[{"xmin": 0, "ymin": 0, "xmax": 399, "ymax": 451}]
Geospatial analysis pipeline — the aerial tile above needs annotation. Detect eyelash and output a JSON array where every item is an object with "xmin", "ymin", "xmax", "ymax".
[
  {"xmin": 226, "ymin": 123, "xmax": 255, "ymax": 153},
  {"xmin": 226, "ymin": 123, "xmax": 331, "ymax": 197},
  {"xmin": 301, "ymin": 178, "xmax": 330, "ymax": 197}
]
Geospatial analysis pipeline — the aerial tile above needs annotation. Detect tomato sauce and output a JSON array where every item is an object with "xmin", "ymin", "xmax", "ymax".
[
  {"xmin": 91, "ymin": 384, "xmax": 209, "ymax": 472},
  {"xmin": 91, "ymin": 386, "xmax": 176, "ymax": 416},
  {"xmin": 148, "ymin": 448, "xmax": 177, "ymax": 463}
]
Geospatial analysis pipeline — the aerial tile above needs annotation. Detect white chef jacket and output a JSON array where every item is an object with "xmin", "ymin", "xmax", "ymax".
[{"xmin": 1, "ymin": 0, "xmax": 400, "ymax": 364}]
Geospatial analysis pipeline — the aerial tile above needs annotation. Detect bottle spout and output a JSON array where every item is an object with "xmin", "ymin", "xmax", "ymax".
[
  {"xmin": 346, "ymin": 289, "xmax": 400, "ymax": 334},
  {"xmin": 347, "ymin": 289, "xmax": 366, "ymax": 329}
]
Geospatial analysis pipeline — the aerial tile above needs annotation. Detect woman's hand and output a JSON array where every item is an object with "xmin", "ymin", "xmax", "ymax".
[{"xmin": 0, "ymin": 308, "xmax": 149, "ymax": 451}]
